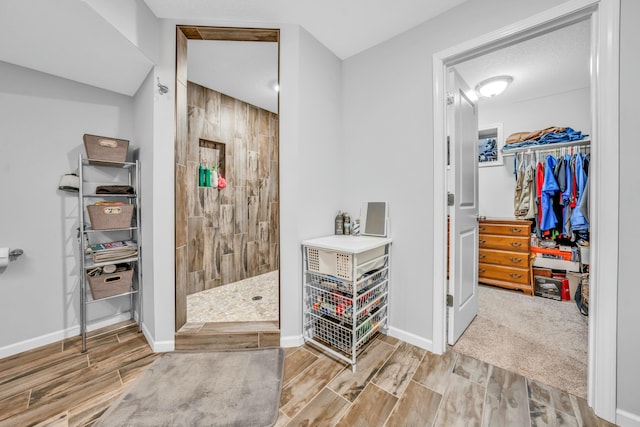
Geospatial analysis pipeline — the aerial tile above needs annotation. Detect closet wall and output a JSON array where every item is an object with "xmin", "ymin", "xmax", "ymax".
[
  {"xmin": 177, "ymin": 81, "xmax": 279, "ymax": 296},
  {"xmin": 478, "ymin": 87, "xmax": 591, "ymax": 218}
]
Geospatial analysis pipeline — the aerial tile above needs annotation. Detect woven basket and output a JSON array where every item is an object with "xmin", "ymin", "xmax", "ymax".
[
  {"xmin": 88, "ymin": 269, "xmax": 133, "ymax": 300},
  {"xmin": 83, "ymin": 134, "xmax": 129, "ymax": 164},
  {"xmin": 87, "ymin": 204, "xmax": 134, "ymax": 230}
]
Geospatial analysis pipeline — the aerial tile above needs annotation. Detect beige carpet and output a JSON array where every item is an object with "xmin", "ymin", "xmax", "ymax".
[
  {"xmin": 95, "ymin": 348, "xmax": 284, "ymax": 427},
  {"xmin": 453, "ymin": 285, "xmax": 588, "ymax": 398}
]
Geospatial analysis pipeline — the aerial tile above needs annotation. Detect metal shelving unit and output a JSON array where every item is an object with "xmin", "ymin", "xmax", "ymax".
[
  {"xmin": 77, "ymin": 154, "xmax": 143, "ymax": 352},
  {"xmin": 302, "ymin": 235, "xmax": 391, "ymax": 372}
]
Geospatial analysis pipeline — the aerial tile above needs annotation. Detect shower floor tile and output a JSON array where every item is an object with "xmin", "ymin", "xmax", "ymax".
[{"xmin": 187, "ymin": 270, "xmax": 279, "ymax": 323}]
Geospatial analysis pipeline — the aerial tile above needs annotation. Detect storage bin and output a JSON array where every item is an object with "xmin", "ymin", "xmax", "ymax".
[
  {"xmin": 307, "ymin": 306, "xmax": 386, "ymax": 354},
  {"xmin": 87, "ymin": 268, "xmax": 133, "ymax": 300},
  {"xmin": 83, "ymin": 134, "xmax": 129, "ymax": 164},
  {"xmin": 534, "ymin": 276, "xmax": 564, "ymax": 301},
  {"xmin": 305, "ymin": 246, "xmax": 385, "ymax": 281},
  {"xmin": 87, "ymin": 204, "xmax": 134, "ymax": 230},
  {"xmin": 581, "ymin": 275, "xmax": 590, "ymax": 308}
]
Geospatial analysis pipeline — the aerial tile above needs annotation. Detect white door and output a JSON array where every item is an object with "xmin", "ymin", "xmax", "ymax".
[{"xmin": 447, "ymin": 67, "xmax": 479, "ymax": 345}]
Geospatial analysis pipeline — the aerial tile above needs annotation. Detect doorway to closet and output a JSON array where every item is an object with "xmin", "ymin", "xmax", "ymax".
[
  {"xmin": 433, "ymin": 0, "xmax": 620, "ymax": 421},
  {"xmin": 434, "ymin": 1, "xmax": 621, "ymax": 421},
  {"xmin": 448, "ymin": 19, "xmax": 592, "ymax": 398},
  {"xmin": 174, "ymin": 26, "xmax": 281, "ymax": 350}
]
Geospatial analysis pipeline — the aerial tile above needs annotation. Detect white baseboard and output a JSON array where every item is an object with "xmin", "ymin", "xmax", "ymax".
[
  {"xmin": 387, "ymin": 326, "xmax": 434, "ymax": 352},
  {"xmin": 617, "ymin": 409, "xmax": 640, "ymax": 427},
  {"xmin": 141, "ymin": 322, "xmax": 174, "ymax": 352},
  {"xmin": 0, "ymin": 313, "xmax": 132, "ymax": 359},
  {"xmin": 280, "ymin": 334, "xmax": 304, "ymax": 348}
]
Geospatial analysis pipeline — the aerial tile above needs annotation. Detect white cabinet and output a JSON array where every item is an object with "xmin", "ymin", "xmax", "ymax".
[
  {"xmin": 302, "ymin": 235, "xmax": 391, "ymax": 371},
  {"xmin": 77, "ymin": 155, "xmax": 143, "ymax": 352}
]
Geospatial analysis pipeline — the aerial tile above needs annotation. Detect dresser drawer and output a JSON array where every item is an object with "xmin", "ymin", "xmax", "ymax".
[
  {"xmin": 478, "ymin": 222, "xmax": 530, "ymax": 236},
  {"xmin": 478, "ymin": 234, "xmax": 529, "ymax": 253},
  {"xmin": 478, "ymin": 263, "xmax": 529, "ymax": 285},
  {"xmin": 479, "ymin": 248, "xmax": 529, "ymax": 268}
]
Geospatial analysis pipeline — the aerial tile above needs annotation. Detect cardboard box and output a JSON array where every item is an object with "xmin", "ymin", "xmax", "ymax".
[
  {"xmin": 533, "ymin": 255, "xmax": 581, "ymax": 272},
  {"xmin": 533, "ymin": 267, "xmax": 553, "ymax": 278},
  {"xmin": 567, "ymin": 272, "xmax": 588, "ymax": 301},
  {"xmin": 579, "ymin": 245, "xmax": 590, "ymax": 265},
  {"xmin": 534, "ymin": 276, "xmax": 565, "ymax": 301}
]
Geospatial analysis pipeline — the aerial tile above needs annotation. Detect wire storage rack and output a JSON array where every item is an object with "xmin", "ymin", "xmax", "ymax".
[{"xmin": 302, "ymin": 235, "xmax": 392, "ymax": 372}]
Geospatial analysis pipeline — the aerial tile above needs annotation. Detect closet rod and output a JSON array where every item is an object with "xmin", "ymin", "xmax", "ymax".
[{"xmin": 502, "ymin": 139, "xmax": 590, "ymax": 157}]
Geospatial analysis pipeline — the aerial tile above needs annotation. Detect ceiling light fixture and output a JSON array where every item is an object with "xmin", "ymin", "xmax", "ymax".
[{"xmin": 475, "ymin": 75, "xmax": 513, "ymax": 98}]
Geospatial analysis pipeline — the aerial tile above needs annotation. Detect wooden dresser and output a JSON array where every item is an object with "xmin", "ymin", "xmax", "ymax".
[{"xmin": 478, "ymin": 219, "xmax": 533, "ymax": 295}]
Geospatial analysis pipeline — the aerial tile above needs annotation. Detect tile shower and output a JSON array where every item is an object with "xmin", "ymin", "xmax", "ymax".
[{"xmin": 176, "ymin": 81, "xmax": 279, "ymax": 323}]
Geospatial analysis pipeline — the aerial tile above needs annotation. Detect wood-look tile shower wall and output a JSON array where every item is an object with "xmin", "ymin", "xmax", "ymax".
[{"xmin": 176, "ymin": 81, "xmax": 279, "ymax": 296}]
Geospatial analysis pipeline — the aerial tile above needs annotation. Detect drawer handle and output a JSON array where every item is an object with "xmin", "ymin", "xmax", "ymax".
[
  {"xmin": 479, "ymin": 227, "xmax": 485, "ymax": 232},
  {"xmin": 509, "ymin": 273, "xmax": 522, "ymax": 279},
  {"xmin": 479, "ymin": 239, "xmax": 486, "ymax": 244},
  {"xmin": 509, "ymin": 257, "xmax": 522, "ymax": 263},
  {"xmin": 510, "ymin": 227, "xmax": 522, "ymax": 233},
  {"xmin": 510, "ymin": 242, "xmax": 522, "ymax": 248},
  {"xmin": 479, "ymin": 254, "xmax": 486, "ymax": 259},
  {"xmin": 479, "ymin": 268, "xmax": 486, "ymax": 274}
]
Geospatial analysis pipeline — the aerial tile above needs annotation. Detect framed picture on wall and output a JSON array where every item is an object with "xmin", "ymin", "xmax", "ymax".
[{"xmin": 478, "ymin": 124, "xmax": 504, "ymax": 167}]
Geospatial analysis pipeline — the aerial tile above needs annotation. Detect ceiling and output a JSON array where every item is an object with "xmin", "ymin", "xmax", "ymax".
[
  {"xmin": 454, "ymin": 19, "xmax": 591, "ymax": 107},
  {"xmin": 0, "ymin": 0, "xmax": 590, "ymax": 109},
  {"xmin": 188, "ymin": 40, "xmax": 279, "ymax": 113},
  {"xmin": 186, "ymin": 17, "xmax": 591, "ymax": 115},
  {"xmin": 143, "ymin": 0, "xmax": 469, "ymax": 60},
  {"xmin": 0, "ymin": 0, "xmax": 153, "ymax": 96}
]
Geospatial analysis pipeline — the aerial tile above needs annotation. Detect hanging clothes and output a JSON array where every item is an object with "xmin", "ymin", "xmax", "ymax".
[
  {"xmin": 540, "ymin": 155, "xmax": 560, "ymax": 232},
  {"xmin": 514, "ymin": 154, "xmax": 535, "ymax": 220},
  {"xmin": 513, "ymin": 157, "xmax": 525, "ymax": 217},
  {"xmin": 562, "ymin": 154, "xmax": 574, "ymax": 237},
  {"xmin": 535, "ymin": 160, "xmax": 545, "ymax": 237},
  {"xmin": 511, "ymin": 144, "xmax": 590, "ymax": 241},
  {"xmin": 571, "ymin": 152, "xmax": 589, "ymax": 231},
  {"xmin": 579, "ymin": 153, "xmax": 590, "ymax": 223}
]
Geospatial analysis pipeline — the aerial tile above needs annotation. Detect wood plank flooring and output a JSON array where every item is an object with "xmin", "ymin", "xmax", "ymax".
[
  {"xmin": 276, "ymin": 335, "xmax": 616, "ymax": 427},
  {"xmin": 0, "ymin": 321, "xmax": 158, "ymax": 427},
  {"xmin": 0, "ymin": 324, "xmax": 617, "ymax": 426},
  {"xmin": 175, "ymin": 320, "xmax": 280, "ymax": 351}
]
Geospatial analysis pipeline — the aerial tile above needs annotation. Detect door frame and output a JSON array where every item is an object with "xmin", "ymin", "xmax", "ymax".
[
  {"xmin": 431, "ymin": 0, "xmax": 620, "ymax": 422},
  {"xmin": 174, "ymin": 25, "xmax": 281, "ymax": 332}
]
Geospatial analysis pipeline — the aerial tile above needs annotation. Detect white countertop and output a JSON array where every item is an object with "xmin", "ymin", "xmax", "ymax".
[{"xmin": 301, "ymin": 235, "xmax": 392, "ymax": 253}]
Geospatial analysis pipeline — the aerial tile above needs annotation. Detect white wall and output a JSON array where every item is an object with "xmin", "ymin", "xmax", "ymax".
[
  {"xmin": 0, "ymin": 61, "xmax": 134, "ymax": 356},
  {"xmin": 341, "ymin": 0, "xmax": 577, "ymax": 347},
  {"xmin": 617, "ymin": 0, "xmax": 640, "ymax": 423},
  {"xmin": 132, "ymin": 69, "xmax": 157, "ymax": 344},
  {"xmin": 478, "ymin": 87, "xmax": 591, "ymax": 218},
  {"xmin": 84, "ymin": 0, "xmax": 161, "ymax": 64},
  {"xmin": 146, "ymin": 20, "xmax": 344, "ymax": 347},
  {"xmin": 284, "ymin": 26, "xmax": 344, "ymax": 341}
]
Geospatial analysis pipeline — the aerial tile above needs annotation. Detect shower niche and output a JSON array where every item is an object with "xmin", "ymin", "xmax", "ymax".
[{"xmin": 198, "ymin": 139, "xmax": 225, "ymax": 188}]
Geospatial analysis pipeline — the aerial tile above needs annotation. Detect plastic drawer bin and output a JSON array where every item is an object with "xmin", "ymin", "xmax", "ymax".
[{"xmin": 305, "ymin": 246, "xmax": 385, "ymax": 281}]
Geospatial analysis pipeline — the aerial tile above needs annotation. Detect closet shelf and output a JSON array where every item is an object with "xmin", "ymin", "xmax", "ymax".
[{"xmin": 502, "ymin": 139, "xmax": 590, "ymax": 157}]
